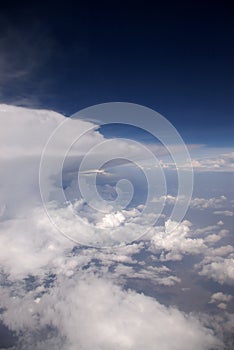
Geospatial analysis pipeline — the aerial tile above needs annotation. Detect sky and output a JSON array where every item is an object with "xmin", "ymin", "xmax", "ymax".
[
  {"xmin": 0, "ymin": 1, "xmax": 234, "ymax": 350},
  {"xmin": 0, "ymin": 1, "xmax": 233, "ymax": 145}
]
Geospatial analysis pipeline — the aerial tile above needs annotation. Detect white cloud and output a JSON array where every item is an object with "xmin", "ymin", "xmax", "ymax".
[
  {"xmin": 96, "ymin": 211, "xmax": 126, "ymax": 228},
  {"xmin": 158, "ymin": 149, "xmax": 234, "ymax": 172},
  {"xmin": 0, "ymin": 105, "xmax": 103, "ymax": 221},
  {"xmin": 0, "ymin": 276, "xmax": 220, "ymax": 350},
  {"xmin": 214, "ymin": 210, "xmax": 234, "ymax": 217},
  {"xmin": 0, "ymin": 104, "xmax": 233, "ymax": 349},
  {"xmin": 149, "ymin": 220, "xmax": 206, "ymax": 261},
  {"xmin": 152, "ymin": 195, "xmax": 228, "ymax": 210},
  {"xmin": 0, "ymin": 207, "xmax": 74, "ymax": 279},
  {"xmin": 113, "ymin": 264, "xmax": 181, "ymax": 286},
  {"xmin": 209, "ymin": 292, "xmax": 233, "ymax": 310},
  {"xmin": 197, "ymin": 255, "xmax": 234, "ymax": 285},
  {"xmin": 187, "ymin": 150, "xmax": 234, "ymax": 172},
  {"xmin": 209, "ymin": 292, "xmax": 233, "ymax": 304},
  {"xmin": 203, "ymin": 229, "xmax": 228, "ymax": 244},
  {"xmin": 195, "ymin": 245, "xmax": 234, "ymax": 285},
  {"xmin": 189, "ymin": 196, "xmax": 227, "ymax": 210}
]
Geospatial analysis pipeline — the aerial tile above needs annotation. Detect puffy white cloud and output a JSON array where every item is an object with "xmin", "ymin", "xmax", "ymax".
[
  {"xmin": 203, "ymin": 229, "xmax": 228, "ymax": 244},
  {"xmin": 0, "ymin": 104, "xmax": 63, "ymax": 158},
  {"xmin": 152, "ymin": 195, "xmax": 228, "ymax": 211},
  {"xmin": 0, "ymin": 104, "xmax": 233, "ymax": 349},
  {"xmin": 0, "ymin": 276, "xmax": 220, "ymax": 350},
  {"xmin": 193, "ymin": 225, "xmax": 227, "ymax": 237},
  {"xmin": 197, "ymin": 255, "xmax": 234, "ymax": 285},
  {"xmin": 0, "ymin": 104, "xmax": 105, "ymax": 159},
  {"xmin": 149, "ymin": 220, "xmax": 206, "ymax": 261},
  {"xmin": 209, "ymin": 292, "xmax": 233, "ymax": 304},
  {"xmin": 204, "ymin": 233, "xmax": 224, "ymax": 244},
  {"xmin": 0, "ymin": 207, "xmax": 74, "ymax": 279},
  {"xmin": 209, "ymin": 292, "xmax": 233, "ymax": 310},
  {"xmin": 1, "ymin": 200, "xmax": 203, "ymax": 349},
  {"xmin": 195, "ymin": 244, "xmax": 234, "ymax": 285},
  {"xmin": 216, "ymin": 303, "xmax": 227, "ymax": 310},
  {"xmin": 96, "ymin": 211, "xmax": 126, "ymax": 228},
  {"xmin": 187, "ymin": 150, "xmax": 234, "ymax": 172},
  {"xmin": 148, "ymin": 219, "xmax": 231, "ymax": 276},
  {"xmin": 189, "ymin": 196, "xmax": 227, "ymax": 210},
  {"xmin": 0, "ymin": 104, "xmax": 103, "ymax": 221}
]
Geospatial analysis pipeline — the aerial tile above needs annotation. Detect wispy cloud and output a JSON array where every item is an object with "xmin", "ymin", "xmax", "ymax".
[{"xmin": 0, "ymin": 21, "xmax": 56, "ymax": 107}]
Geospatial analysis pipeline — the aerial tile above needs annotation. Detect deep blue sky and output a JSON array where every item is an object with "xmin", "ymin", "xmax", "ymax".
[{"xmin": 0, "ymin": 1, "xmax": 233, "ymax": 145}]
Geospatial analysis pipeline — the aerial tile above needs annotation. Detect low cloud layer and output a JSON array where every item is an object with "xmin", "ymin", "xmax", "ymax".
[{"xmin": 0, "ymin": 105, "xmax": 233, "ymax": 349}]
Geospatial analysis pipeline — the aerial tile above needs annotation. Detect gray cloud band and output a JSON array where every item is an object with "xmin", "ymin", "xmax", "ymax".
[{"xmin": 39, "ymin": 102, "xmax": 193, "ymax": 247}]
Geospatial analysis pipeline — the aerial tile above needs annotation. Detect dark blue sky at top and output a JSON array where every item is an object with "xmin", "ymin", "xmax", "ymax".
[{"xmin": 0, "ymin": 0, "xmax": 233, "ymax": 146}]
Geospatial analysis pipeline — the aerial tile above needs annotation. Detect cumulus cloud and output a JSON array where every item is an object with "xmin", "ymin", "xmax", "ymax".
[
  {"xmin": 209, "ymin": 292, "xmax": 233, "ymax": 305},
  {"xmin": 197, "ymin": 255, "xmax": 234, "ymax": 285},
  {"xmin": 189, "ymin": 196, "xmax": 227, "ymax": 210},
  {"xmin": 149, "ymin": 220, "xmax": 206, "ymax": 261},
  {"xmin": 152, "ymin": 194, "xmax": 228, "ymax": 211},
  {"xmin": 195, "ymin": 245, "xmax": 234, "ymax": 285},
  {"xmin": 0, "ymin": 207, "xmax": 220, "ymax": 349},
  {"xmin": 0, "ymin": 276, "xmax": 221, "ymax": 350},
  {"xmin": 0, "ymin": 104, "xmax": 233, "ymax": 349},
  {"xmin": 209, "ymin": 292, "xmax": 233, "ymax": 310},
  {"xmin": 186, "ymin": 150, "xmax": 234, "ymax": 172}
]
